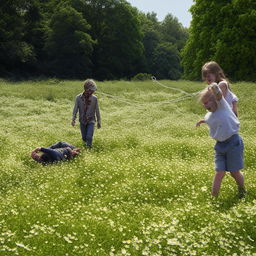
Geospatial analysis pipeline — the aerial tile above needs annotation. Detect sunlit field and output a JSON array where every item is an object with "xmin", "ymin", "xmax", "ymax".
[{"xmin": 0, "ymin": 78, "xmax": 256, "ymax": 255}]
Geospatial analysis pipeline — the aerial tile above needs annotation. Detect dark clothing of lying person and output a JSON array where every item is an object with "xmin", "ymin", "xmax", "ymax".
[{"xmin": 31, "ymin": 141, "xmax": 80, "ymax": 164}]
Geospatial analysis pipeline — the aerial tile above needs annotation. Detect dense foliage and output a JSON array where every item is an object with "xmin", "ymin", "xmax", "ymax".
[
  {"xmin": 2, "ymin": 0, "xmax": 256, "ymax": 81},
  {"xmin": 182, "ymin": 0, "xmax": 256, "ymax": 81},
  {"xmin": 0, "ymin": 0, "xmax": 188, "ymax": 80}
]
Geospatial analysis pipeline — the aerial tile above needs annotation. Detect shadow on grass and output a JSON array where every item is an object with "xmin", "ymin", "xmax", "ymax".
[
  {"xmin": 210, "ymin": 190, "xmax": 254, "ymax": 211},
  {"xmin": 211, "ymin": 196, "xmax": 240, "ymax": 212}
]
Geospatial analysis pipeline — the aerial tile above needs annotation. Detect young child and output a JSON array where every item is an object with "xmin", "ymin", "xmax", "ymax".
[
  {"xmin": 196, "ymin": 83, "xmax": 246, "ymax": 197},
  {"xmin": 202, "ymin": 61, "xmax": 238, "ymax": 116},
  {"xmin": 31, "ymin": 141, "xmax": 80, "ymax": 164},
  {"xmin": 71, "ymin": 79, "xmax": 101, "ymax": 148}
]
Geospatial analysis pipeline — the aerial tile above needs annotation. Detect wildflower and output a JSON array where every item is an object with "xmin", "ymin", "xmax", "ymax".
[
  {"xmin": 15, "ymin": 242, "xmax": 31, "ymax": 251},
  {"xmin": 201, "ymin": 186, "xmax": 207, "ymax": 192},
  {"xmin": 167, "ymin": 238, "xmax": 181, "ymax": 246}
]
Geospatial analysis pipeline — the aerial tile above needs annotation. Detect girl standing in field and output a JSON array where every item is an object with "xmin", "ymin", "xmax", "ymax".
[
  {"xmin": 72, "ymin": 79, "xmax": 101, "ymax": 148},
  {"xmin": 202, "ymin": 61, "xmax": 238, "ymax": 116},
  {"xmin": 196, "ymin": 83, "xmax": 246, "ymax": 198}
]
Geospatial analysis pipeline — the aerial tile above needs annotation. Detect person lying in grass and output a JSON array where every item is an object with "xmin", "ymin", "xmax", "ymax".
[
  {"xmin": 196, "ymin": 83, "xmax": 246, "ymax": 198},
  {"xmin": 31, "ymin": 141, "xmax": 80, "ymax": 164}
]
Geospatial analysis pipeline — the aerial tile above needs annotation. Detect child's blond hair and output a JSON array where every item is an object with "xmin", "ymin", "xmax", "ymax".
[
  {"xmin": 198, "ymin": 87, "xmax": 216, "ymax": 104},
  {"xmin": 83, "ymin": 79, "xmax": 97, "ymax": 91}
]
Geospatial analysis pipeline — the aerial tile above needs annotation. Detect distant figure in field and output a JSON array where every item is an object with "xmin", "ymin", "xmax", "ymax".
[
  {"xmin": 196, "ymin": 83, "xmax": 246, "ymax": 198},
  {"xmin": 31, "ymin": 142, "xmax": 81, "ymax": 164},
  {"xmin": 202, "ymin": 61, "xmax": 238, "ymax": 116},
  {"xmin": 71, "ymin": 79, "xmax": 101, "ymax": 148}
]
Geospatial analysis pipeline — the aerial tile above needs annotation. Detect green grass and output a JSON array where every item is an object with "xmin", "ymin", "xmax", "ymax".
[{"xmin": 0, "ymin": 79, "xmax": 256, "ymax": 255}]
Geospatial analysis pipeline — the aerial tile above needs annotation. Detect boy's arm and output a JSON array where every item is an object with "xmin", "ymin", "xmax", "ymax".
[
  {"xmin": 40, "ymin": 147, "xmax": 55, "ymax": 155},
  {"xmin": 95, "ymin": 98, "xmax": 101, "ymax": 128},
  {"xmin": 71, "ymin": 96, "xmax": 79, "ymax": 126},
  {"xmin": 210, "ymin": 83, "xmax": 222, "ymax": 101},
  {"xmin": 232, "ymin": 101, "xmax": 238, "ymax": 117},
  {"xmin": 218, "ymin": 82, "xmax": 228, "ymax": 98},
  {"xmin": 40, "ymin": 147, "xmax": 60, "ymax": 161},
  {"xmin": 196, "ymin": 120, "xmax": 206, "ymax": 127}
]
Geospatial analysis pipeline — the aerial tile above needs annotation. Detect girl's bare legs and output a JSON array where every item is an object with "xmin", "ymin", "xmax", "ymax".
[{"xmin": 212, "ymin": 171, "xmax": 226, "ymax": 197}]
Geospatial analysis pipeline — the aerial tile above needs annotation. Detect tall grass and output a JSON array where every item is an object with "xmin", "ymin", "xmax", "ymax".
[{"xmin": 0, "ymin": 79, "xmax": 256, "ymax": 255}]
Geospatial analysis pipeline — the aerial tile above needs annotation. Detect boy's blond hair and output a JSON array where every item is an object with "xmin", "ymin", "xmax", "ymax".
[
  {"xmin": 198, "ymin": 88, "xmax": 215, "ymax": 104},
  {"xmin": 84, "ymin": 79, "xmax": 97, "ymax": 91}
]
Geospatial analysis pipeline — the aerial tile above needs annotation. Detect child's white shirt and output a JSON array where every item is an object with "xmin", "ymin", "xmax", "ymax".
[
  {"xmin": 205, "ymin": 97, "xmax": 240, "ymax": 141},
  {"xmin": 218, "ymin": 80, "xmax": 238, "ymax": 109}
]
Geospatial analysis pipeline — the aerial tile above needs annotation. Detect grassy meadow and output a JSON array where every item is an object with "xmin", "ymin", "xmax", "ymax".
[{"xmin": 0, "ymin": 78, "xmax": 256, "ymax": 255}]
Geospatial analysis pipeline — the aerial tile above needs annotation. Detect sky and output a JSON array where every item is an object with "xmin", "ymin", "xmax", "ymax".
[{"xmin": 126, "ymin": 0, "xmax": 194, "ymax": 28}]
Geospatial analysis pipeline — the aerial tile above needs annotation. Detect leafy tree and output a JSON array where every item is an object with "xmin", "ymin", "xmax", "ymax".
[
  {"xmin": 152, "ymin": 42, "xmax": 181, "ymax": 80},
  {"xmin": 160, "ymin": 14, "xmax": 188, "ymax": 51},
  {"xmin": 79, "ymin": 0, "xmax": 144, "ymax": 80},
  {"xmin": 214, "ymin": 0, "xmax": 256, "ymax": 81},
  {"xmin": 138, "ymin": 12, "xmax": 161, "ymax": 74},
  {"xmin": 0, "ymin": 0, "xmax": 37, "ymax": 76},
  {"xmin": 139, "ymin": 12, "xmax": 187, "ymax": 80},
  {"xmin": 181, "ymin": 0, "xmax": 226, "ymax": 80},
  {"xmin": 23, "ymin": 0, "xmax": 47, "ymax": 75},
  {"xmin": 98, "ymin": 1, "xmax": 143, "ymax": 79},
  {"xmin": 182, "ymin": 0, "xmax": 256, "ymax": 81},
  {"xmin": 44, "ymin": 4, "xmax": 95, "ymax": 78}
]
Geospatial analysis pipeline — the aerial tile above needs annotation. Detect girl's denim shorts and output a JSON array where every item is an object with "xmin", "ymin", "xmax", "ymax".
[{"xmin": 214, "ymin": 134, "xmax": 244, "ymax": 172}]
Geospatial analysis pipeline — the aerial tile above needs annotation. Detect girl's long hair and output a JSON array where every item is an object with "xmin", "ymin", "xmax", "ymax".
[{"xmin": 202, "ymin": 61, "xmax": 231, "ymax": 89}]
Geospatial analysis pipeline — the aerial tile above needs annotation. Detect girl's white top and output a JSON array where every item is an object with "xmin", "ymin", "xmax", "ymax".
[
  {"xmin": 218, "ymin": 80, "xmax": 238, "ymax": 109},
  {"xmin": 205, "ymin": 97, "xmax": 240, "ymax": 141}
]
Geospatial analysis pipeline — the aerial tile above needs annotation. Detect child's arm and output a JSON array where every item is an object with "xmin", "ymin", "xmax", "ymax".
[
  {"xmin": 71, "ymin": 96, "xmax": 79, "ymax": 126},
  {"xmin": 210, "ymin": 83, "xmax": 222, "ymax": 101},
  {"xmin": 232, "ymin": 101, "xmax": 238, "ymax": 116},
  {"xmin": 196, "ymin": 120, "xmax": 206, "ymax": 127},
  {"xmin": 95, "ymin": 99, "xmax": 101, "ymax": 129},
  {"xmin": 40, "ymin": 147, "xmax": 61, "ymax": 161},
  {"xmin": 218, "ymin": 82, "xmax": 228, "ymax": 98}
]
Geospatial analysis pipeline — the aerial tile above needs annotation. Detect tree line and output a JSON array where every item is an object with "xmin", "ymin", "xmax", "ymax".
[
  {"xmin": 1, "ymin": 0, "xmax": 255, "ymax": 81},
  {"xmin": 0, "ymin": 0, "xmax": 188, "ymax": 80}
]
